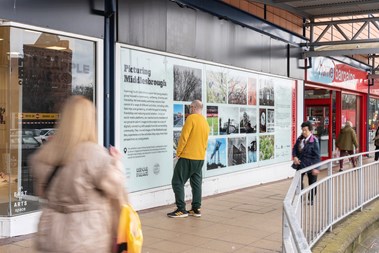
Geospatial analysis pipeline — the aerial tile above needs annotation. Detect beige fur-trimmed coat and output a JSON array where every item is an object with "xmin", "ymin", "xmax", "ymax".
[{"xmin": 30, "ymin": 142, "xmax": 127, "ymax": 253}]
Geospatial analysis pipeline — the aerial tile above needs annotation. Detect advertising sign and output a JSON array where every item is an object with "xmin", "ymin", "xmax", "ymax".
[{"xmin": 307, "ymin": 57, "xmax": 372, "ymax": 93}]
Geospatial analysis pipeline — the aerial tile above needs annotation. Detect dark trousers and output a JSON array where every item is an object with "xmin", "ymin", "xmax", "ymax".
[
  {"xmin": 301, "ymin": 171, "xmax": 318, "ymax": 201},
  {"xmin": 172, "ymin": 158, "xmax": 204, "ymax": 210},
  {"xmin": 339, "ymin": 150, "xmax": 355, "ymax": 169},
  {"xmin": 375, "ymin": 146, "xmax": 379, "ymax": 161}
]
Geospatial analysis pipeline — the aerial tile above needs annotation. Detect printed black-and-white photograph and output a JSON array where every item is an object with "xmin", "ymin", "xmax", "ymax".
[
  {"xmin": 259, "ymin": 135, "xmax": 274, "ymax": 161},
  {"xmin": 259, "ymin": 78, "xmax": 275, "ymax": 106},
  {"xmin": 239, "ymin": 108, "xmax": 257, "ymax": 134},
  {"xmin": 219, "ymin": 106, "xmax": 239, "ymax": 135},
  {"xmin": 207, "ymin": 138, "xmax": 227, "ymax": 170},
  {"xmin": 184, "ymin": 104, "xmax": 191, "ymax": 121},
  {"xmin": 248, "ymin": 77, "xmax": 257, "ymax": 105},
  {"xmin": 259, "ymin": 109, "xmax": 267, "ymax": 133},
  {"xmin": 173, "ymin": 131, "xmax": 181, "ymax": 159},
  {"xmin": 228, "ymin": 137, "xmax": 246, "ymax": 166},
  {"xmin": 247, "ymin": 135, "xmax": 257, "ymax": 163},
  {"xmin": 228, "ymin": 76, "xmax": 247, "ymax": 105},
  {"xmin": 206, "ymin": 70, "xmax": 227, "ymax": 104},
  {"xmin": 173, "ymin": 65, "xmax": 202, "ymax": 102},
  {"xmin": 267, "ymin": 109, "xmax": 275, "ymax": 133},
  {"xmin": 173, "ymin": 104, "xmax": 184, "ymax": 128},
  {"xmin": 207, "ymin": 106, "xmax": 219, "ymax": 136},
  {"xmin": 0, "ymin": 106, "xmax": 5, "ymax": 124}
]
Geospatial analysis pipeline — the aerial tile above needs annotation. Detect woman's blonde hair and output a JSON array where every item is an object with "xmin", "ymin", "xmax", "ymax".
[{"xmin": 40, "ymin": 96, "xmax": 97, "ymax": 165}]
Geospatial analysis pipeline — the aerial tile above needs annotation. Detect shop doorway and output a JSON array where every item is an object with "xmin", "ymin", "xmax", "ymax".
[
  {"xmin": 305, "ymin": 87, "xmax": 364, "ymax": 160},
  {"xmin": 305, "ymin": 100, "xmax": 332, "ymax": 160}
]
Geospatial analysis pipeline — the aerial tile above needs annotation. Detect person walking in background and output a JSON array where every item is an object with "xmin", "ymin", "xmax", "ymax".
[
  {"xmin": 29, "ymin": 96, "xmax": 127, "ymax": 252},
  {"xmin": 336, "ymin": 121, "xmax": 358, "ymax": 171},
  {"xmin": 373, "ymin": 123, "xmax": 379, "ymax": 161},
  {"xmin": 168, "ymin": 100, "xmax": 210, "ymax": 218},
  {"xmin": 292, "ymin": 121, "xmax": 321, "ymax": 205}
]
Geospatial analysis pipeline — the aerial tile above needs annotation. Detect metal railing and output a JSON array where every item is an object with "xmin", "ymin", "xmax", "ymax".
[{"xmin": 282, "ymin": 150, "xmax": 379, "ymax": 252}]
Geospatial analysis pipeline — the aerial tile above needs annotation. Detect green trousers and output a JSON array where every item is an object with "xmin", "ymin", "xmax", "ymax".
[{"xmin": 172, "ymin": 158, "xmax": 204, "ymax": 210}]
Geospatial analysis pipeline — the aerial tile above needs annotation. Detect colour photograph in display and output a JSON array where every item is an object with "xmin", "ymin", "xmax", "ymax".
[
  {"xmin": 247, "ymin": 135, "xmax": 258, "ymax": 163},
  {"xmin": 248, "ymin": 77, "xmax": 257, "ymax": 105},
  {"xmin": 259, "ymin": 135, "xmax": 274, "ymax": 160},
  {"xmin": 239, "ymin": 107, "xmax": 257, "ymax": 134},
  {"xmin": 206, "ymin": 70, "xmax": 227, "ymax": 104},
  {"xmin": 173, "ymin": 65, "xmax": 202, "ymax": 102},
  {"xmin": 228, "ymin": 137, "xmax": 246, "ymax": 166},
  {"xmin": 219, "ymin": 106, "xmax": 239, "ymax": 135},
  {"xmin": 206, "ymin": 138, "xmax": 227, "ymax": 170},
  {"xmin": 207, "ymin": 106, "xmax": 219, "ymax": 136},
  {"xmin": 267, "ymin": 109, "xmax": 275, "ymax": 133},
  {"xmin": 228, "ymin": 76, "xmax": 247, "ymax": 105},
  {"xmin": 259, "ymin": 108, "xmax": 267, "ymax": 133},
  {"xmin": 173, "ymin": 104, "xmax": 184, "ymax": 128},
  {"xmin": 259, "ymin": 78, "xmax": 275, "ymax": 106}
]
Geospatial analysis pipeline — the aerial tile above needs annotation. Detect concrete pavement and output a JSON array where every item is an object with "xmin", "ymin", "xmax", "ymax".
[
  {"xmin": 2, "ymin": 156, "xmax": 377, "ymax": 253},
  {"xmin": 0, "ymin": 178, "xmax": 291, "ymax": 253}
]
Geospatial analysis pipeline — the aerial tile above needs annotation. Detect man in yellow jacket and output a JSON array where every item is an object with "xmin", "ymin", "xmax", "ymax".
[{"xmin": 167, "ymin": 100, "xmax": 210, "ymax": 218}]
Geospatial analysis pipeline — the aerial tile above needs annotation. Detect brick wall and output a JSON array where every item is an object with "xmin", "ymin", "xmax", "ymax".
[{"xmin": 222, "ymin": 0, "xmax": 303, "ymax": 35}]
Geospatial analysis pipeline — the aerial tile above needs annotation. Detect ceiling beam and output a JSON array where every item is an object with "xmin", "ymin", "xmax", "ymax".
[
  {"xmin": 298, "ymin": 0, "xmax": 379, "ymax": 11},
  {"xmin": 301, "ymin": 38, "xmax": 379, "ymax": 47},
  {"xmin": 305, "ymin": 17, "xmax": 379, "ymax": 27},
  {"xmin": 311, "ymin": 10, "xmax": 379, "ymax": 19},
  {"xmin": 303, "ymin": 48, "xmax": 379, "ymax": 58},
  {"xmin": 272, "ymin": 0, "xmax": 299, "ymax": 3}
]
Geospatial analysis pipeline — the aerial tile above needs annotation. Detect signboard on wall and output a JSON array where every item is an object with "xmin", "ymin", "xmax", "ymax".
[
  {"xmin": 118, "ymin": 46, "xmax": 295, "ymax": 193},
  {"xmin": 306, "ymin": 57, "xmax": 374, "ymax": 94},
  {"xmin": 118, "ymin": 49, "xmax": 173, "ymax": 192}
]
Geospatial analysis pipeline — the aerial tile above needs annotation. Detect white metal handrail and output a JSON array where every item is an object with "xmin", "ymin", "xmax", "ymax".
[{"xmin": 282, "ymin": 150, "xmax": 379, "ymax": 252}]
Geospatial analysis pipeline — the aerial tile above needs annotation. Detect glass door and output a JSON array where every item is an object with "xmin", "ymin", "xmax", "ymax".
[{"xmin": 305, "ymin": 101, "xmax": 332, "ymax": 160}]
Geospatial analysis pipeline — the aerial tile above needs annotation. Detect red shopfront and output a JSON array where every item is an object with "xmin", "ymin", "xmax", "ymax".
[{"xmin": 305, "ymin": 57, "xmax": 379, "ymax": 160}]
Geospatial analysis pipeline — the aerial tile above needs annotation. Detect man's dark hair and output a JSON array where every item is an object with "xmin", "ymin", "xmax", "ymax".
[{"xmin": 301, "ymin": 121, "xmax": 313, "ymax": 131}]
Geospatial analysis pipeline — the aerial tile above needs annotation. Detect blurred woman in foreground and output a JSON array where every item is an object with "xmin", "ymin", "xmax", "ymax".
[{"xmin": 30, "ymin": 96, "xmax": 127, "ymax": 252}]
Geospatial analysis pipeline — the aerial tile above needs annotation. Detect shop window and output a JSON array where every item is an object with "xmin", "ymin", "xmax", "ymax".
[
  {"xmin": 305, "ymin": 88, "xmax": 330, "ymax": 99},
  {"xmin": 341, "ymin": 94, "xmax": 357, "ymax": 127},
  {"xmin": 0, "ymin": 26, "xmax": 96, "ymax": 216},
  {"xmin": 341, "ymin": 93, "xmax": 360, "ymax": 148},
  {"xmin": 369, "ymin": 98, "xmax": 379, "ymax": 150}
]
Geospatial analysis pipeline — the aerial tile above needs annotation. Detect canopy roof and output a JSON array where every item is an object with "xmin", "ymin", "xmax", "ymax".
[{"xmin": 249, "ymin": 0, "xmax": 379, "ymax": 19}]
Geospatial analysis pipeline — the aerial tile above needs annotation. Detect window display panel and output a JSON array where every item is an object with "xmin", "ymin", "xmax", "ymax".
[
  {"xmin": 0, "ymin": 27, "xmax": 96, "ymax": 216},
  {"xmin": 118, "ymin": 46, "xmax": 295, "ymax": 193}
]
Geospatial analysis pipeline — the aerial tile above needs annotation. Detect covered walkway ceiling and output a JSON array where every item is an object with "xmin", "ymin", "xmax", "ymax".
[
  {"xmin": 249, "ymin": 0, "xmax": 379, "ymax": 20},
  {"xmin": 249, "ymin": 0, "xmax": 379, "ymax": 63}
]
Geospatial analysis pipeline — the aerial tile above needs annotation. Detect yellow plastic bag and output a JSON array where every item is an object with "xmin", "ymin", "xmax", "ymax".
[{"xmin": 116, "ymin": 204, "xmax": 143, "ymax": 253}]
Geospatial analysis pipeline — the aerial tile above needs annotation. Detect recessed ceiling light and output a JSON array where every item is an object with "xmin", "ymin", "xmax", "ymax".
[{"xmin": 46, "ymin": 46, "xmax": 66, "ymax": 50}]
